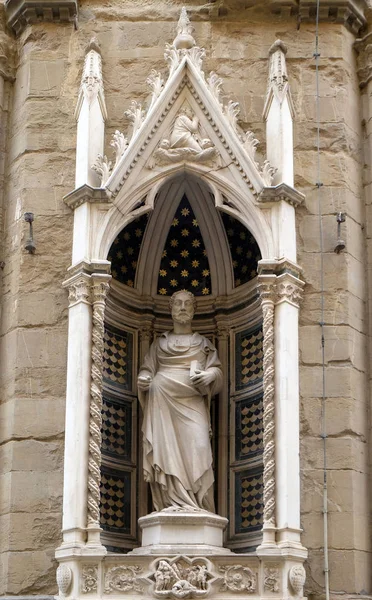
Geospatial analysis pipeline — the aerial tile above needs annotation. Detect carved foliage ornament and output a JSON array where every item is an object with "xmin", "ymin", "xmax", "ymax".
[
  {"xmin": 67, "ymin": 277, "xmax": 91, "ymax": 306},
  {"xmin": 152, "ymin": 557, "xmax": 211, "ymax": 599},
  {"xmin": 219, "ymin": 565, "xmax": 256, "ymax": 593},
  {"xmin": 104, "ymin": 565, "xmax": 143, "ymax": 594},
  {"xmin": 81, "ymin": 565, "xmax": 98, "ymax": 594},
  {"xmin": 264, "ymin": 567, "xmax": 280, "ymax": 593}
]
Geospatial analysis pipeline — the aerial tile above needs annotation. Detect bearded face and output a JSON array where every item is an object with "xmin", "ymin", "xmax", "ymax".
[{"xmin": 171, "ymin": 291, "xmax": 195, "ymax": 324}]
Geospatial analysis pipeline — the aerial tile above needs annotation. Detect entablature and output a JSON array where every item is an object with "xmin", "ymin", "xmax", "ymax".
[{"xmin": 5, "ymin": 0, "xmax": 77, "ymax": 35}]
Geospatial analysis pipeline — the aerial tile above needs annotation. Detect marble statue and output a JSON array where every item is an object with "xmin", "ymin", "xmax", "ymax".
[{"xmin": 137, "ymin": 290, "xmax": 222, "ymax": 512}]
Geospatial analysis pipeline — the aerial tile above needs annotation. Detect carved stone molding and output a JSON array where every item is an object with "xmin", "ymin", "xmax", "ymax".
[
  {"xmin": 104, "ymin": 565, "xmax": 143, "ymax": 594},
  {"xmin": 0, "ymin": 32, "xmax": 16, "ymax": 82},
  {"xmin": 81, "ymin": 564, "xmax": 98, "ymax": 593},
  {"xmin": 297, "ymin": 1, "xmax": 366, "ymax": 33},
  {"xmin": 219, "ymin": 565, "xmax": 256, "ymax": 593},
  {"xmin": 276, "ymin": 276, "xmax": 304, "ymax": 308},
  {"xmin": 5, "ymin": 0, "xmax": 78, "ymax": 35}
]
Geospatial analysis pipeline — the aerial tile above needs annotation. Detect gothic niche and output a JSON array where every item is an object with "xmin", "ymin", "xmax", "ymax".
[{"xmin": 100, "ymin": 175, "xmax": 264, "ymax": 553}]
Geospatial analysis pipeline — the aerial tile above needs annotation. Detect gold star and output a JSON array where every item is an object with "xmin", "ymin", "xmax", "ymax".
[
  {"xmin": 170, "ymin": 260, "xmax": 178, "ymax": 268},
  {"xmin": 172, "ymin": 218, "xmax": 179, "ymax": 226},
  {"xmin": 159, "ymin": 269, "xmax": 167, "ymax": 277},
  {"xmin": 227, "ymin": 228, "xmax": 234, "ymax": 236},
  {"xmin": 236, "ymin": 246, "xmax": 243, "ymax": 255},
  {"xmin": 121, "ymin": 265, "xmax": 127, "ymax": 273},
  {"xmin": 171, "ymin": 239, "xmax": 178, "ymax": 247},
  {"xmin": 203, "ymin": 249, "xmax": 207, "ymax": 256},
  {"xmin": 123, "ymin": 232, "xmax": 130, "ymax": 241},
  {"xmin": 181, "ymin": 269, "xmax": 189, "ymax": 277},
  {"xmin": 242, "ymin": 265, "xmax": 248, "ymax": 273},
  {"xmin": 181, "ymin": 250, "xmax": 189, "ymax": 258},
  {"xmin": 250, "ymin": 269, "xmax": 256, "ymax": 278},
  {"xmin": 159, "ymin": 288, "xmax": 167, "ymax": 295},
  {"xmin": 192, "ymin": 260, "xmax": 199, "ymax": 268},
  {"xmin": 131, "ymin": 260, "xmax": 137, "ymax": 269},
  {"xmin": 170, "ymin": 279, "xmax": 178, "ymax": 287},
  {"xmin": 127, "ymin": 247, "xmax": 134, "ymax": 255},
  {"xmin": 192, "ymin": 239, "xmax": 200, "ymax": 248},
  {"xmin": 181, "ymin": 208, "xmax": 190, "ymax": 216},
  {"xmin": 191, "ymin": 279, "xmax": 199, "ymax": 287},
  {"xmin": 127, "ymin": 279, "xmax": 134, "ymax": 287},
  {"xmin": 162, "ymin": 250, "xmax": 167, "ymax": 258},
  {"xmin": 192, "ymin": 218, "xmax": 198, "ymax": 227},
  {"xmin": 246, "ymin": 250, "xmax": 252, "ymax": 259},
  {"xmin": 232, "ymin": 260, "xmax": 238, "ymax": 268},
  {"xmin": 116, "ymin": 250, "xmax": 123, "ymax": 259},
  {"xmin": 114, "ymin": 237, "xmax": 119, "ymax": 244},
  {"xmin": 112, "ymin": 270, "xmax": 118, "ymax": 278},
  {"xmin": 202, "ymin": 269, "xmax": 209, "ymax": 277},
  {"xmin": 202, "ymin": 287, "xmax": 209, "ymax": 295},
  {"xmin": 181, "ymin": 228, "xmax": 189, "ymax": 237},
  {"xmin": 240, "ymin": 232, "xmax": 246, "ymax": 240},
  {"xmin": 236, "ymin": 278, "xmax": 241, "ymax": 286},
  {"xmin": 135, "ymin": 228, "xmax": 142, "ymax": 237}
]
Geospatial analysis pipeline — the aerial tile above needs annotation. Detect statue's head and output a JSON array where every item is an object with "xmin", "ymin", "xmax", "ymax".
[{"xmin": 170, "ymin": 290, "xmax": 196, "ymax": 324}]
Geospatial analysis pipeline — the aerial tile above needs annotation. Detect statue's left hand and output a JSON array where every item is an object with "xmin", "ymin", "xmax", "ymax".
[{"xmin": 190, "ymin": 369, "xmax": 215, "ymax": 387}]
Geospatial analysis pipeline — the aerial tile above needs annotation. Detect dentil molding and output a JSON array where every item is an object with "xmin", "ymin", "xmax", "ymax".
[{"xmin": 5, "ymin": 0, "xmax": 78, "ymax": 35}]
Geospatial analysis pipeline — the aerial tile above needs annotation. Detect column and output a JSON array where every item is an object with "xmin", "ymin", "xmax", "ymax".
[
  {"xmin": 257, "ymin": 274, "xmax": 277, "ymax": 547},
  {"xmin": 59, "ymin": 270, "xmax": 93, "ymax": 549},
  {"xmin": 274, "ymin": 270, "xmax": 304, "ymax": 549}
]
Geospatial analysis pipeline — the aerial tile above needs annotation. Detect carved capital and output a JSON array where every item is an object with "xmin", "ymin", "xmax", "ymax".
[
  {"xmin": 5, "ymin": 0, "xmax": 78, "ymax": 35},
  {"xmin": 92, "ymin": 278, "xmax": 110, "ymax": 304},
  {"xmin": 65, "ymin": 274, "xmax": 92, "ymax": 307},
  {"xmin": 276, "ymin": 273, "xmax": 304, "ymax": 307},
  {"xmin": 257, "ymin": 276, "xmax": 277, "ymax": 306}
]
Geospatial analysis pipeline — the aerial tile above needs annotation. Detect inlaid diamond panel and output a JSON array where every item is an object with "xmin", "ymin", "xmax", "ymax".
[
  {"xmin": 235, "ymin": 394, "xmax": 263, "ymax": 461},
  {"xmin": 235, "ymin": 469, "xmax": 263, "ymax": 535},
  {"xmin": 103, "ymin": 326, "xmax": 133, "ymax": 391},
  {"xmin": 235, "ymin": 326, "xmax": 263, "ymax": 391},
  {"xmin": 100, "ymin": 467, "xmax": 131, "ymax": 535},
  {"xmin": 101, "ymin": 395, "xmax": 132, "ymax": 461}
]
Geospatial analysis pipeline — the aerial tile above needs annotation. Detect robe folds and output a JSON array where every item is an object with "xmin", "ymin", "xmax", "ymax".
[{"xmin": 138, "ymin": 332, "xmax": 222, "ymax": 512}]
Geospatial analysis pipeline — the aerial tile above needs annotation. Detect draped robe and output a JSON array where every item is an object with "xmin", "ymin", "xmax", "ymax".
[{"xmin": 138, "ymin": 332, "xmax": 222, "ymax": 512}]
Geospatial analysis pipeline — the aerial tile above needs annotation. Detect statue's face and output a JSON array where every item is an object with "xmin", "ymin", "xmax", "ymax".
[{"xmin": 171, "ymin": 292, "xmax": 194, "ymax": 324}]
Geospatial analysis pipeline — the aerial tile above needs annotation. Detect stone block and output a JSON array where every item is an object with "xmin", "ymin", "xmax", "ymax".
[
  {"xmin": 300, "ymin": 365, "xmax": 352, "ymax": 398},
  {"xmin": 300, "ymin": 396, "xmax": 367, "ymax": 438},
  {"xmin": 300, "ymin": 290, "xmax": 365, "ymax": 333},
  {"xmin": 1, "ymin": 512, "xmax": 62, "ymax": 552},
  {"xmin": 0, "ymin": 396, "xmax": 65, "ymax": 442},
  {"xmin": 28, "ymin": 60, "xmax": 66, "ymax": 98},
  {"xmin": 4, "ymin": 549, "xmax": 57, "ymax": 595},
  {"xmin": 300, "ymin": 325, "xmax": 367, "ymax": 372},
  {"xmin": 301, "ymin": 436, "xmax": 367, "ymax": 472},
  {"xmin": 10, "ymin": 439, "xmax": 64, "ymax": 472},
  {"xmin": 8, "ymin": 471, "xmax": 62, "ymax": 513},
  {"xmin": 14, "ymin": 367, "xmax": 67, "ymax": 398}
]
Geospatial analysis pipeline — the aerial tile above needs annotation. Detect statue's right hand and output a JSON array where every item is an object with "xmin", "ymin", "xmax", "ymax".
[{"xmin": 137, "ymin": 374, "xmax": 152, "ymax": 391}]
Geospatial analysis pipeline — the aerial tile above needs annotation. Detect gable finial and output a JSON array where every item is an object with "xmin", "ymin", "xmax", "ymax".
[{"xmin": 173, "ymin": 7, "xmax": 196, "ymax": 50}]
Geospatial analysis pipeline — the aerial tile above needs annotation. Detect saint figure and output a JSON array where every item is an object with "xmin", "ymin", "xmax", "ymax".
[
  {"xmin": 169, "ymin": 108, "xmax": 204, "ymax": 152},
  {"xmin": 137, "ymin": 290, "xmax": 222, "ymax": 512}
]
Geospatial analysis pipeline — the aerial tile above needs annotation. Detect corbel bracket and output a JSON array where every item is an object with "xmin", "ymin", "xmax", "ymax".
[{"xmin": 257, "ymin": 183, "xmax": 305, "ymax": 208}]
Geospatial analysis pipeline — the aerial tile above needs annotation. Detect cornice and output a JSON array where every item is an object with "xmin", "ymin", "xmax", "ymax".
[
  {"xmin": 270, "ymin": 0, "xmax": 366, "ymax": 33},
  {"xmin": 63, "ymin": 184, "xmax": 110, "ymax": 210},
  {"xmin": 5, "ymin": 0, "xmax": 78, "ymax": 35},
  {"xmin": 257, "ymin": 183, "xmax": 305, "ymax": 208}
]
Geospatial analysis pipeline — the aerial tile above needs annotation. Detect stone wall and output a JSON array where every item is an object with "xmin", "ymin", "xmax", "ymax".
[{"xmin": 0, "ymin": 0, "xmax": 370, "ymax": 597}]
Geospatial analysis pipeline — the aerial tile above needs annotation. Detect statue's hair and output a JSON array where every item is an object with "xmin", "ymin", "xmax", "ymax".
[{"xmin": 169, "ymin": 289, "xmax": 197, "ymax": 310}]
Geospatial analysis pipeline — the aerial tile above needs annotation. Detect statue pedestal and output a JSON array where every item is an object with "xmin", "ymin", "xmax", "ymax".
[{"xmin": 131, "ymin": 508, "xmax": 230, "ymax": 555}]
